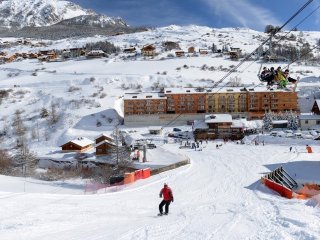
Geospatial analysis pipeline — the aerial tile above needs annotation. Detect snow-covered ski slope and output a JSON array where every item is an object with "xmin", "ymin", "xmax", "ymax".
[{"xmin": 1, "ymin": 142, "xmax": 320, "ymax": 240}]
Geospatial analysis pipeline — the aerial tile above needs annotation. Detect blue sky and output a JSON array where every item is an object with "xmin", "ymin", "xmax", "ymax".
[{"xmin": 70, "ymin": 0, "xmax": 320, "ymax": 31}]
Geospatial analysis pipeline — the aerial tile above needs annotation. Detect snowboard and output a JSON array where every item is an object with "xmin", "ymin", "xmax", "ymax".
[{"xmin": 157, "ymin": 213, "xmax": 168, "ymax": 216}]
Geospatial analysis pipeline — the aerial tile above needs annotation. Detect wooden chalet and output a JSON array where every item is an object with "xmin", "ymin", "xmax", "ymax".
[
  {"xmin": 188, "ymin": 46, "xmax": 195, "ymax": 53},
  {"xmin": 95, "ymin": 133, "xmax": 114, "ymax": 145},
  {"xmin": 141, "ymin": 44, "xmax": 156, "ymax": 56},
  {"xmin": 199, "ymin": 49, "xmax": 209, "ymax": 55},
  {"xmin": 4, "ymin": 55, "xmax": 16, "ymax": 63},
  {"xmin": 149, "ymin": 127, "xmax": 163, "ymax": 135},
  {"xmin": 96, "ymin": 140, "xmax": 116, "ymax": 155},
  {"xmin": 29, "ymin": 53, "xmax": 38, "ymax": 59},
  {"xmin": 123, "ymin": 47, "xmax": 136, "ymax": 54},
  {"xmin": 0, "ymin": 51, "xmax": 8, "ymax": 56},
  {"xmin": 194, "ymin": 114, "xmax": 244, "ymax": 140},
  {"xmin": 175, "ymin": 51, "xmax": 185, "ymax": 57},
  {"xmin": 311, "ymin": 100, "xmax": 320, "ymax": 115},
  {"xmin": 60, "ymin": 137, "xmax": 94, "ymax": 152},
  {"xmin": 162, "ymin": 41, "xmax": 180, "ymax": 51},
  {"xmin": 47, "ymin": 51, "xmax": 57, "ymax": 60},
  {"xmin": 229, "ymin": 47, "xmax": 242, "ymax": 59}
]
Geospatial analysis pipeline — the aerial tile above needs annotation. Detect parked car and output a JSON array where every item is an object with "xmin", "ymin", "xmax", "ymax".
[
  {"xmin": 146, "ymin": 143, "xmax": 156, "ymax": 149},
  {"xmin": 270, "ymin": 131, "xmax": 278, "ymax": 136},
  {"xmin": 302, "ymin": 134, "xmax": 314, "ymax": 139},
  {"xmin": 294, "ymin": 132, "xmax": 302, "ymax": 138},
  {"xmin": 173, "ymin": 128, "xmax": 182, "ymax": 132}
]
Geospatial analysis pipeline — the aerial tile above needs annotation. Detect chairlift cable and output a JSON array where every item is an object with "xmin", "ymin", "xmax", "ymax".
[
  {"xmin": 211, "ymin": 0, "xmax": 314, "ymax": 92},
  {"xmin": 239, "ymin": 4, "xmax": 320, "ymax": 84},
  {"xmin": 159, "ymin": 0, "xmax": 314, "ymax": 130}
]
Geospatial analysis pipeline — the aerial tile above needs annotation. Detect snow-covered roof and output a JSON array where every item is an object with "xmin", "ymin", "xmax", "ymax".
[
  {"xmin": 95, "ymin": 140, "xmax": 116, "ymax": 148},
  {"xmin": 164, "ymin": 88, "xmax": 207, "ymax": 94},
  {"xmin": 88, "ymin": 50, "xmax": 105, "ymax": 54},
  {"xmin": 205, "ymin": 114, "xmax": 232, "ymax": 123},
  {"xmin": 299, "ymin": 114, "xmax": 320, "ymax": 120},
  {"xmin": 193, "ymin": 120, "xmax": 209, "ymax": 130},
  {"xmin": 271, "ymin": 120, "xmax": 288, "ymax": 124},
  {"xmin": 231, "ymin": 120, "xmax": 245, "ymax": 128},
  {"xmin": 148, "ymin": 126, "xmax": 163, "ymax": 131},
  {"xmin": 95, "ymin": 133, "xmax": 113, "ymax": 140},
  {"xmin": 68, "ymin": 137, "xmax": 94, "ymax": 147},
  {"xmin": 124, "ymin": 92, "xmax": 167, "ymax": 100},
  {"xmin": 163, "ymin": 86, "xmax": 296, "ymax": 94}
]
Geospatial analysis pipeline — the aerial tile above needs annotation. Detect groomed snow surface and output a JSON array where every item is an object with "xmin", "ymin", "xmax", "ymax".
[{"xmin": 1, "ymin": 141, "xmax": 320, "ymax": 240}]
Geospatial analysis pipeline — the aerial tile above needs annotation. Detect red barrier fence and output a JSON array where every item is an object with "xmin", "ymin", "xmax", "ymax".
[
  {"xmin": 134, "ymin": 169, "xmax": 143, "ymax": 181},
  {"xmin": 262, "ymin": 177, "xmax": 293, "ymax": 199},
  {"xmin": 124, "ymin": 172, "xmax": 135, "ymax": 184},
  {"xmin": 142, "ymin": 168, "xmax": 151, "ymax": 179}
]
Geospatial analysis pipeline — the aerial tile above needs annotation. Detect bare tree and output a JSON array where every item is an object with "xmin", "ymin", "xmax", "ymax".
[
  {"xmin": 12, "ymin": 109, "xmax": 26, "ymax": 136},
  {"xmin": 110, "ymin": 127, "xmax": 132, "ymax": 174},
  {"xmin": 0, "ymin": 149, "xmax": 13, "ymax": 174},
  {"xmin": 14, "ymin": 140, "xmax": 37, "ymax": 176},
  {"xmin": 48, "ymin": 101, "xmax": 60, "ymax": 125}
]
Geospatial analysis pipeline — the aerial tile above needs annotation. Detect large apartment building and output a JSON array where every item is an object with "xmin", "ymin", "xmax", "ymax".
[
  {"xmin": 123, "ymin": 87, "xmax": 299, "ymax": 125},
  {"xmin": 124, "ymin": 92, "xmax": 167, "ymax": 115},
  {"xmin": 164, "ymin": 88, "xmax": 206, "ymax": 114}
]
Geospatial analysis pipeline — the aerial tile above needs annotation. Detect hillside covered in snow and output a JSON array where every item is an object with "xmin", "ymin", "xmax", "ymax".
[{"xmin": 0, "ymin": 24, "xmax": 320, "ymax": 239}]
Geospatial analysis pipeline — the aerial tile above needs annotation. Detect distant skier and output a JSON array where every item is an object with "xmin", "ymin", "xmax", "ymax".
[
  {"xmin": 289, "ymin": 146, "xmax": 292, "ymax": 152},
  {"xmin": 158, "ymin": 183, "xmax": 174, "ymax": 216}
]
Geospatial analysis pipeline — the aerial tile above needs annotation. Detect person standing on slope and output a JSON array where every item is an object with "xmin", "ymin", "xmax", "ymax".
[{"xmin": 159, "ymin": 183, "xmax": 174, "ymax": 216}]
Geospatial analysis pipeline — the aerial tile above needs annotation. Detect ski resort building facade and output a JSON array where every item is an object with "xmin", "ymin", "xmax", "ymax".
[{"xmin": 123, "ymin": 87, "xmax": 299, "ymax": 126}]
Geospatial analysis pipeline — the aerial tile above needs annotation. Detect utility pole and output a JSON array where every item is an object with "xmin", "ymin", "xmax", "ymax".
[{"xmin": 115, "ymin": 126, "xmax": 119, "ymax": 165}]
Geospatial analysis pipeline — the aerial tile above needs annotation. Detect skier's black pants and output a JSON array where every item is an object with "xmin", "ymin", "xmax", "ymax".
[{"xmin": 159, "ymin": 200, "xmax": 171, "ymax": 214}]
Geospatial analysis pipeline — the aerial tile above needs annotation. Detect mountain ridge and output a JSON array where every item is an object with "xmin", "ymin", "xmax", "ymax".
[{"xmin": 0, "ymin": 0, "xmax": 127, "ymax": 29}]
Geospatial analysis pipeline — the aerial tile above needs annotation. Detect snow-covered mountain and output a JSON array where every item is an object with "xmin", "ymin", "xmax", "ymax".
[{"xmin": 0, "ymin": 0, "xmax": 127, "ymax": 29}]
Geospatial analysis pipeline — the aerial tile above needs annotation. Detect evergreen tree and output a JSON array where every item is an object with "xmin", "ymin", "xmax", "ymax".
[{"xmin": 263, "ymin": 110, "xmax": 273, "ymax": 130}]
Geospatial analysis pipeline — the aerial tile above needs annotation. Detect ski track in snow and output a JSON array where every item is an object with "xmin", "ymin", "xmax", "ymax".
[{"xmin": 1, "ymin": 143, "xmax": 320, "ymax": 239}]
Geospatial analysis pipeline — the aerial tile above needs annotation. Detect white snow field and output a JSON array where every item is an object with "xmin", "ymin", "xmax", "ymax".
[
  {"xmin": 0, "ymin": 25, "xmax": 320, "ymax": 239},
  {"xmin": 1, "ymin": 142, "xmax": 320, "ymax": 240}
]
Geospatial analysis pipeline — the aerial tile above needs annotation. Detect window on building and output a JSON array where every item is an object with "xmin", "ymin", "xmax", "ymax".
[{"xmin": 305, "ymin": 120, "xmax": 309, "ymax": 124}]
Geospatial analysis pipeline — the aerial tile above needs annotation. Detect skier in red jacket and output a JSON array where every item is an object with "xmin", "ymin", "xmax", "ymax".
[{"xmin": 159, "ymin": 183, "xmax": 174, "ymax": 216}]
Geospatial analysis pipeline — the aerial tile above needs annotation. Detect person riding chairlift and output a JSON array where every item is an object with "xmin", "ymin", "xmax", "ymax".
[
  {"xmin": 274, "ymin": 66, "xmax": 288, "ymax": 88},
  {"xmin": 260, "ymin": 66, "xmax": 275, "ymax": 86},
  {"xmin": 283, "ymin": 69, "xmax": 298, "ymax": 84}
]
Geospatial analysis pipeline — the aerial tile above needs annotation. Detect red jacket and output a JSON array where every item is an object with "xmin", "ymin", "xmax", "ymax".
[{"xmin": 160, "ymin": 186, "xmax": 173, "ymax": 201}]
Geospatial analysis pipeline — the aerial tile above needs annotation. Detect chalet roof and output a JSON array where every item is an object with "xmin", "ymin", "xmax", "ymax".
[
  {"xmin": 271, "ymin": 120, "xmax": 288, "ymax": 124},
  {"xmin": 95, "ymin": 139, "xmax": 116, "ymax": 148},
  {"xmin": 314, "ymin": 99, "xmax": 320, "ymax": 108},
  {"xmin": 60, "ymin": 137, "xmax": 94, "ymax": 147},
  {"xmin": 299, "ymin": 114, "xmax": 320, "ymax": 120},
  {"xmin": 124, "ymin": 92, "xmax": 166, "ymax": 100},
  {"xmin": 88, "ymin": 50, "xmax": 105, "ymax": 54},
  {"xmin": 142, "ymin": 45, "xmax": 155, "ymax": 51},
  {"xmin": 205, "ymin": 114, "xmax": 233, "ymax": 123},
  {"xmin": 95, "ymin": 133, "xmax": 114, "ymax": 140},
  {"xmin": 193, "ymin": 120, "xmax": 209, "ymax": 130}
]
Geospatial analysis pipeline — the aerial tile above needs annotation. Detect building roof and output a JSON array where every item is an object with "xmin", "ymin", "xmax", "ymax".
[
  {"xmin": 95, "ymin": 133, "xmax": 113, "ymax": 140},
  {"xmin": 95, "ymin": 139, "xmax": 116, "ymax": 148},
  {"xmin": 163, "ymin": 86, "xmax": 296, "ymax": 94},
  {"xmin": 61, "ymin": 137, "xmax": 94, "ymax": 148},
  {"xmin": 271, "ymin": 120, "xmax": 288, "ymax": 124},
  {"xmin": 314, "ymin": 100, "xmax": 320, "ymax": 108},
  {"xmin": 124, "ymin": 92, "xmax": 167, "ymax": 100},
  {"xmin": 205, "ymin": 114, "xmax": 232, "ymax": 123},
  {"xmin": 193, "ymin": 120, "xmax": 209, "ymax": 130},
  {"xmin": 299, "ymin": 114, "xmax": 320, "ymax": 120},
  {"xmin": 148, "ymin": 126, "xmax": 163, "ymax": 131}
]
